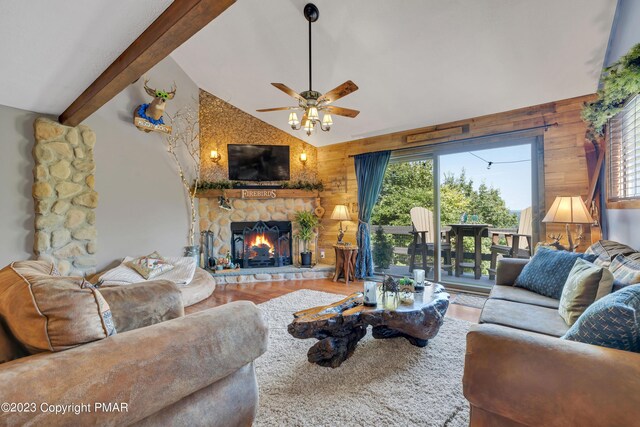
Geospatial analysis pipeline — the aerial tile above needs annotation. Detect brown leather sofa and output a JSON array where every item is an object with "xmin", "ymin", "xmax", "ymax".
[
  {"xmin": 0, "ymin": 264, "xmax": 268, "ymax": 426},
  {"xmin": 463, "ymin": 258, "xmax": 640, "ymax": 427}
]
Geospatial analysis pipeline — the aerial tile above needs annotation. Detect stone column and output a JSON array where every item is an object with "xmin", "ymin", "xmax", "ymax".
[{"xmin": 32, "ymin": 118, "xmax": 98, "ymax": 276}]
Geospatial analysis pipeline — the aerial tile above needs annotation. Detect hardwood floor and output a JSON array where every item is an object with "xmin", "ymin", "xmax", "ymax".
[{"xmin": 186, "ymin": 278, "xmax": 481, "ymax": 322}]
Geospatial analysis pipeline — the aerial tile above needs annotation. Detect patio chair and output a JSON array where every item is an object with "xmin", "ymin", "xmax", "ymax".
[
  {"xmin": 488, "ymin": 206, "xmax": 533, "ymax": 280},
  {"xmin": 408, "ymin": 207, "xmax": 453, "ymax": 275}
]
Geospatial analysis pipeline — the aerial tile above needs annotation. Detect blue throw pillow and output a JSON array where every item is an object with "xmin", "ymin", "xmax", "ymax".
[
  {"xmin": 514, "ymin": 247, "xmax": 597, "ymax": 299},
  {"xmin": 562, "ymin": 285, "xmax": 640, "ymax": 352}
]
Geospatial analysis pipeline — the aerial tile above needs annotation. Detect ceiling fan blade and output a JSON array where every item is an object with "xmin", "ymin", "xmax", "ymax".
[
  {"xmin": 271, "ymin": 83, "xmax": 307, "ymax": 105},
  {"xmin": 256, "ymin": 107, "xmax": 299, "ymax": 112},
  {"xmin": 324, "ymin": 105, "xmax": 360, "ymax": 118},
  {"xmin": 319, "ymin": 80, "xmax": 359, "ymax": 104}
]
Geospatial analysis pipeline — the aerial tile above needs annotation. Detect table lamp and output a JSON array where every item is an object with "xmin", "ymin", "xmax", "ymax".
[
  {"xmin": 542, "ymin": 196, "xmax": 593, "ymax": 251},
  {"xmin": 331, "ymin": 204, "xmax": 351, "ymax": 244}
]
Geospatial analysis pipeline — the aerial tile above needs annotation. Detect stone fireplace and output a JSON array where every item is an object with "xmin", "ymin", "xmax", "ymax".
[
  {"xmin": 230, "ymin": 220, "xmax": 292, "ymax": 268},
  {"xmin": 197, "ymin": 191, "xmax": 333, "ymax": 283},
  {"xmin": 197, "ymin": 194, "xmax": 318, "ymax": 259}
]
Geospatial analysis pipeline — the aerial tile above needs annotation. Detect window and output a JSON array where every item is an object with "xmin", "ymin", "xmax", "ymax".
[{"xmin": 609, "ymin": 94, "xmax": 640, "ymax": 200}]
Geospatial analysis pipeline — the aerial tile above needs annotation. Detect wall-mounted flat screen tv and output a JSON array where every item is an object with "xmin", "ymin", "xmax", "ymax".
[{"xmin": 227, "ymin": 144, "xmax": 290, "ymax": 181}]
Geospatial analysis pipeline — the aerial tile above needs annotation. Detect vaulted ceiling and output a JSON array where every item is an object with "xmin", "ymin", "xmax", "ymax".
[
  {"xmin": 172, "ymin": 0, "xmax": 617, "ymax": 146},
  {"xmin": 0, "ymin": 1, "xmax": 172, "ymax": 115},
  {"xmin": 0, "ymin": 0, "xmax": 618, "ymax": 147}
]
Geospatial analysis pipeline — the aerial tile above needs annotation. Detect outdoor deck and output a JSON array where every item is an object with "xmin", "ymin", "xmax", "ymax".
[{"xmin": 373, "ymin": 224, "xmax": 516, "ymax": 290}]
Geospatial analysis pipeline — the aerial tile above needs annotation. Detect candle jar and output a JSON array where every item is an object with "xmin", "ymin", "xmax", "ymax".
[
  {"xmin": 363, "ymin": 281, "xmax": 378, "ymax": 306},
  {"xmin": 413, "ymin": 269, "xmax": 425, "ymax": 290}
]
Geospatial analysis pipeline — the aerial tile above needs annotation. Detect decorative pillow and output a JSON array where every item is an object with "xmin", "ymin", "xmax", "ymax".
[
  {"xmin": 0, "ymin": 260, "xmax": 116, "ymax": 354},
  {"xmin": 625, "ymin": 252, "xmax": 640, "ymax": 262},
  {"xmin": 126, "ymin": 251, "xmax": 174, "ymax": 280},
  {"xmin": 558, "ymin": 258, "xmax": 614, "ymax": 325},
  {"xmin": 609, "ymin": 255, "xmax": 640, "ymax": 286},
  {"xmin": 585, "ymin": 240, "xmax": 636, "ymax": 268},
  {"xmin": 562, "ymin": 285, "xmax": 640, "ymax": 352},
  {"xmin": 514, "ymin": 247, "xmax": 597, "ymax": 299}
]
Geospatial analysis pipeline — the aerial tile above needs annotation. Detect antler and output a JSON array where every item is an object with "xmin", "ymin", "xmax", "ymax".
[
  {"xmin": 166, "ymin": 81, "xmax": 177, "ymax": 100},
  {"xmin": 143, "ymin": 78, "xmax": 156, "ymax": 97},
  {"xmin": 548, "ymin": 233, "xmax": 563, "ymax": 243}
]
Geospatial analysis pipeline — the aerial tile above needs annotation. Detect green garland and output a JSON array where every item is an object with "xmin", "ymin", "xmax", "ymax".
[
  {"xmin": 582, "ymin": 43, "xmax": 640, "ymax": 139},
  {"xmin": 197, "ymin": 179, "xmax": 324, "ymax": 191}
]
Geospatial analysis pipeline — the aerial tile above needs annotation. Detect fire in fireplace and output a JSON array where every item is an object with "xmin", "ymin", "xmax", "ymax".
[{"xmin": 230, "ymin": 221, "xmax": 292, "ymax": 268}]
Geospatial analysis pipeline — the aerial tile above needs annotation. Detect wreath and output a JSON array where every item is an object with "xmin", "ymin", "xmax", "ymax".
[{"xmin": 582, "ymin": 43, "xmax": 640, "ymax": 141}]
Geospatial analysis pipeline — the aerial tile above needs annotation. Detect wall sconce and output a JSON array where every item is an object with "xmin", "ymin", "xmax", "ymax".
[
  {"xmin": 210, "ymin": 149, "xmax": 222, "ymax": 163},
  {"xmin": 300, "ymin": 151, "xmax": 308, "ymax": 164}
]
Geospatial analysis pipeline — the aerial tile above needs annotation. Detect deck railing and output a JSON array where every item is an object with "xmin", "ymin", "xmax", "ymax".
[{"xmin": 372, "ymin": 224, "xmax": 518, "ymax": 268}]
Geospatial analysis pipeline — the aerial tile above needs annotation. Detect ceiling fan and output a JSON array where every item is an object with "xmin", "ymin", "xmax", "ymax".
[{"xmin": 257, "ymin": 3, "xmax": 359, "ymax": 136}]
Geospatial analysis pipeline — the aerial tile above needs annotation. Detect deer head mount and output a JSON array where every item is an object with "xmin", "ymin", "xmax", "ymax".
[
  {"xmin": 133, "ymin": 79, "xmax": 176, "ymax": 134},
  {"xmin": 143, "ymin": 79, "xmax": 176, "ymax": 120}
]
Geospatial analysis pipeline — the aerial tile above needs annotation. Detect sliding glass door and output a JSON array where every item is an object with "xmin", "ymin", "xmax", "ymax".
[
  {"xmin": 370, "ymin": 157, "xmax": 436, "ymax": 280},
  {"xmin": 436, "ymin": 140, "xmax": 537, "ymax": 290},
  {"xmin": 371, "ymin": 135, "xmax": 542, "ymax": 291}
]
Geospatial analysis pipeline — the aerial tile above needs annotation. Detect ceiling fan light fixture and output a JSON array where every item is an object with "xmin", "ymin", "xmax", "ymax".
[{"xmin": 256, "ymin": 3, "xmax": 359, "ymax": 137}]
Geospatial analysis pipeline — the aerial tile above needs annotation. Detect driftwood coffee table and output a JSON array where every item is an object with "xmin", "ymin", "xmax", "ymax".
[{"xmin": 288, "ymin": 284, "xmax": 450, "ymax": 367}]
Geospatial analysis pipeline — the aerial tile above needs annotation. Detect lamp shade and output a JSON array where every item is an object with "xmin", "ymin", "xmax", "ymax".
[
  {"xmin": 331, "ymin": 204, "xmax": 351, "ymax": 221},
  {"xmin": 307, "ymin": 106, "xmax": 319, "ymax": 121},
  {"xmin": 288, "ymin": 112, "xmax": 300, "ymax": 126},
  {"xmin": 542, "ymin": 196, "xmax": 593, "ymax": 224}
]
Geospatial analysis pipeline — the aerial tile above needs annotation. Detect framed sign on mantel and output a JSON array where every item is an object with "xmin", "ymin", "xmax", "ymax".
[
  {"xmin": 240, "ymin": 189, "xmax": 278, "ymax": 199},
  {"xmin": 196, "ymin": 189, "xmax": 320, "ymax": 200}
]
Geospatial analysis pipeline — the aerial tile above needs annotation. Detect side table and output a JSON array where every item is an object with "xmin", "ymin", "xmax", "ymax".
[{"xmin": 333, "ymin": 245, "xmax": 358, "ymax": 285}]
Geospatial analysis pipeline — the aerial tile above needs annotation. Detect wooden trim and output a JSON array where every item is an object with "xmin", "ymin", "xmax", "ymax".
[
  {"xmin": 406, "ymin": 125, "xmax": 467, "ymax": 144},
  {"xmin": 59, "ymin": 0, "xmax": 236, "ymax": 126},
  {"xmin": 606, "ymin": 199, "xmax": 640, "ymax": 209},
  {"xmin": 196, "ymin": 189, "xmax": 319, "ymax": 199}
]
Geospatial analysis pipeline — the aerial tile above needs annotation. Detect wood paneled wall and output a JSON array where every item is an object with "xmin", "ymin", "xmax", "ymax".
[{"xmin": 317, "ymin": 94, "xmax": 596, "ymax": 264}]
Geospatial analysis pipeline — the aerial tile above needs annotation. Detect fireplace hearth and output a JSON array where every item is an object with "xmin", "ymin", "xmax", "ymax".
[{"xmin": 230, "ymin": 221, "xmax": 292, "ymax": 268}]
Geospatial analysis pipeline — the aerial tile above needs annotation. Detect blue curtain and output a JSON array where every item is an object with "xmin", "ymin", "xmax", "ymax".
[
  {"xmin": 354, "ymin": 151, "xmax": 391, "ymax": 278},
  {"xmin": 599, "ymin": 158, "xmax": 609, "ymax": 239}
]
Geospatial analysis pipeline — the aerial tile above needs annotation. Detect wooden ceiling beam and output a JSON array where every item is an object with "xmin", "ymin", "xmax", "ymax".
[{"xmin": 59, "ymin": 0, "xmax": 236, "ymax": 127}]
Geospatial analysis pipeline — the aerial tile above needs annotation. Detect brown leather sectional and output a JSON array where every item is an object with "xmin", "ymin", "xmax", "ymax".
[
  {"xmin": 0, "ymin": 260, "xmax": 268, "ymax": 426},
  {"xmin": 463, "ymin": 257, "xmax": 640, "ymax": 426}
]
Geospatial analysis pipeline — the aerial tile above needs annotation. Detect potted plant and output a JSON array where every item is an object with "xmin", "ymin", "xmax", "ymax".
[{"xmin": 294, "ymin": 210, "xmax": 320, "ymax": 267}]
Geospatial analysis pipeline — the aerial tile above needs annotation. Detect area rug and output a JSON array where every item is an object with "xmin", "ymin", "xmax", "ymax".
[
  {"xmin": 451, "ymin": 293, "xmax": 487, "ymax": 309},
  {"xmin": 254, "ymin": 289, "xmax": 471, "ymax": 426}
]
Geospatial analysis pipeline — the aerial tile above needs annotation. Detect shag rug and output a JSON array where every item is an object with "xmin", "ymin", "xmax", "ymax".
[
  {"xmin": 451, "ymin": 293, "xmax": 487, "ymax": 309},
  {"xmin": 254, "ymin": 289, "xmax": 471, "ymax": 427}
]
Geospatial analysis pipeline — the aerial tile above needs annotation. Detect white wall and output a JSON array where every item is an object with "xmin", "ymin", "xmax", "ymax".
[
  {"xmin": 0, "ymin": 105, "xmax": 41, "ymax": 265},
  {"xmin": 86, "ymin": 56, "xmax": 200, "ymax": 270},
  {"xmin": 0, "ymin": 56, "xmax": 200, "ymax": 270},
  {"xmin": 603, "ymin": 0, "xmax": 640, "ymax": 248}
]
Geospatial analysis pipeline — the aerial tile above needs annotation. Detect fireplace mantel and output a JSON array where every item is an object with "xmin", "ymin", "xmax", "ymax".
[{"xmin": 196, "ymin": 189, "xmax": 319, "ymax": 200}]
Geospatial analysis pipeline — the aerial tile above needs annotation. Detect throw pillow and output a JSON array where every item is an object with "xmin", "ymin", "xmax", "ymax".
[
  {"xmin": 562, "ymin": 285, "xmax": 640, "ymax": 352},
  {"xmin": 558, "ymin": 258, "xmax": 614, "ymax": 325},
  {"xmin": 0, "ymin": 260, "xmax": 117, "ymax": 354},
  {"xmin": 609, "ymin": 255, "xmax": 640, "ymax": 287},
  {"xmin": 514, "ymin": 247, "xmax": 597, "ymax": 299},
  {"xmin": 585, "ymin": 240, "xmax": 636, "ymax": 268},
  {"xmin": 126, "ymin": 251, "xmax": 175, "ymax": 280}
]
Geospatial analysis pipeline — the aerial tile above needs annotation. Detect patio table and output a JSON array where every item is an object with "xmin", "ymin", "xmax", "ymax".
[{"xmin": 448, "ymin": 223, "xmax": 491, "ymax": 279}]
